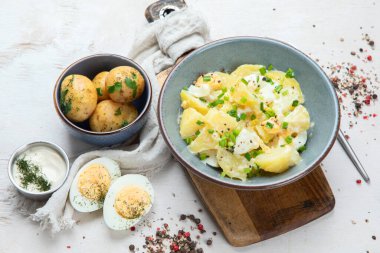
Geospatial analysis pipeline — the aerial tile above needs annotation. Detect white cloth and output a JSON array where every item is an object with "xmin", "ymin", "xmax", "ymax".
[{"xmin": 1, "ymin": 7, "xmax": 209, "ymax": 234}]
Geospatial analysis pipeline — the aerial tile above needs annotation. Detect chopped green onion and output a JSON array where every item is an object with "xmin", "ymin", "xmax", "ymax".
[
  {"xmin": 114, "ymin": 107, "xmax": 122, "ymax": 116},
  {"xmin": 244, "ymin": 153, "xmax": 252, "ymax": 161},
  {"xmin": 195, "ymin": 130, "xmax": 201, "ymax": 136},
  {"xmin": 282, "ymin": 122, "xmax": 289, "ymax": 129},
  {"xmin": 227, "ymin": 141, "xmax": 234, "ymax": 147},
  {"xmin": 292, "ymin": 100, "xmax": 299, "ymax": 107},
  {"xmin": 266, "ymin": 122, "xmax": 274, "ymax": 129},
  {"xmin": 219, "ymin": 138, "xmax": 227, "ymax": 147},
  {"xmin": 282, "ymin": 90, "xmax": 289, "ymax": 96},
  {"xmin": 221, "ymin": 171, "xmax": 226, "ymax": 177},
  {"xmin": 274, "ymin": 85, "xmax": 283, "ymax": 93},
  {"xmin": 199, "ymin": 153, "xmax": 209, "ymax": 160},
  {"xmin": 232, "ymin": 129, "xmax": 240, "ymax": 136},
  {"xmin": 265, "ymin": 109, "xmax": 276, "ymax": 118},
  {"xmin": 203, "ymin": 75, "xmax": 211, "ymax": 82},
  {"xmin": 256, "ymin": 75, "xmax": 260, "ymax": 83},
  {"xmin": 125, "ymin": 77, "xmax": 137, "ymax": 97},
  {"xmin": 196, "ymin": 120, "xmax": 204, "ymax": 126},
  {"xmin": 250, "ymin": 114, "xmax": 256, "ymax": 120},
  {"xmin": 182, "ymin": 86, "xmax": 189, "ymax": 91},
  {"xmin": 285, "ymin": 68, "xmax": 295, "ymax": 78},
  {"xmin": 241, "ymin": 78, "xmax": 248, "ymax": 85},
  {"xmin": 208, "ymin": 129, "xmax": 214, "ymax": 134},
  {"xmin": 298, "ymin": 145, "xmax": 307, "ymax": 153},
  {"xmin": 267, "ymin": 64, "xmax": 274, "ymax": 71},
  {"xmin": 243, "ymin": 168, "xmax": 252, "ymax": 174},
  {"xmin": 285, "ymin": 136, "xmax": 293, "ymax": 144},
  {"xmin": 208, "ymin": 99, "xmax": 224, "ymax": 107},
  {"xmin": 230, "ymin": 87, "xmax": 235, "ymax": 92},
  {"xmin": 259, "ymin": 67, "xmax": 267, "ymax": 75},
  {"xmin": 224, "ymin": 96, "xmax": 230, "ymax": 101},
  {"xmin": 184, "ymin": 138, "xmax": 193, "ymax": 145},
  {"xmin": 222, "ymin": 87, "xmax": 227, "ymax": 93},
  {"xmin": 251, "ymin": 150, "xmax": 263, "ymax": 158},
  {"xmin": 260, "ymin": 102, "xmax": 265, "ymax": 112},
  {"xmin": 240, "ymin": 97, "xmax": 247, "ymax": 104},
  {"xmin": 199, "ymin": 97, "xmax": 207, "ymax": 102},
  {"xmin": 240, "ymin": 113, "xmax": 247, "ymax": 120}
]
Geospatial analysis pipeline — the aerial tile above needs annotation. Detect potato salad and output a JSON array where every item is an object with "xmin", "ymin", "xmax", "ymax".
[{"xmin": 179, "ymin": 64, "xmax": 311, "ymax": 181}]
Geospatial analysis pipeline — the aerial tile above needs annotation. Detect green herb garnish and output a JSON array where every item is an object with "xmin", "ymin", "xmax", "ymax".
[
  {"xmin": 240, "ymin": 113, "xmax": 247, "ymax": 120},
  {"xmin": 250, "ymin": 114, "xmax": 256, "ymax": 120},
  {"xmin": 96, "ymin": 87, "xmax": 103, "ymax": 96},
  {"xmin": 196, "ymin": 120, "xmax": 204, "ymax": 126},
  {"xmin": 265, "ymin": 109, "xmax": 276, "ymax": 118},
  {"xmin": 282, "ymin": 122, "xmax": 289, "ymax": 129},
  {"xmin": 259, "ymin": 67, "xmax": 267, "ymax": 75},
  {"xmin": 240, "ymin": 97, "xmax": 247, "ymax": 104},
  {"xmin": 285, "ymin": 68, "xmax": 295, "ymax": 78},
  {"xmin": 199, "ymin": 97, "xmax": 207, "ymax": 102},
  {"xmin": 282, "ymin": 90, "xmax": 289, "ymax": 96},
  {"xmin": 298, "ymin": 145, "xmax": 307, "ymax": 153},
  {"xmin": 121, "ymin": 120, "xmax": 129, "ymax": 127},
  {"xmin": 108, "ymin": 81, "xmax": 122, "ymax": 93},
  {"xmin": 203, "ymin": 75, "xmax": 211, "ymax": 82},
  {"xmin": 114, "ymin": 107, "xmax": 122, "ymax": 116},
  {"xmin": 199, "ymin": 153, "xmax": 209, "ymax": 160},
  {"xmin": 274, "ymin": 85, "xmax": 283, "ymax": 93},
  {"xmin": 241, "ymin": 78, "xmax": 248, "ymax": 85},
  {"xmin": 195, "ymin": 130, "xmax": 201, "ymax": 136},
  {"xmin": 60, "ymin": 89, "xmax": 72, "ymax": 114},
  {"xmin": 184, "ymin": 137, "xmax": 193, "ymax": 145},
  {"xmin": 232, "ymin": 129, "xmax": 240, "ymax": 136},
  {"xmin": 208, "ymin": 99, "xmax": 224, "ymax": 107},
  {"xmin": 16, "ymin": 158, "xmax": 51, "ymax": 192},
  {"xmin": 219, "ymin": 138, "xmax": 227, "ymax": 147},
  {"xmin": 131, "ymin": 72, "xmax": 137, "ymax": 79},
  {"xmin": 266, "ymin": 122, "xmax": 274, "ymax": 129},
  {"xmin": 125, "ymin": 77, "xmax": 137, "ymax": 98},
  {"xmin": 285, "ymin": 136, "xmax": 293, "ymax": 144},
  {"xmin": 267, "ymin": 64, "xmax": 274, "ymax": 71},
  {"xmin": 243, "ymin": 168, "xmax": 252, "ymax": 174},
  {"xmin": 207, "ymin": 129, "xmax": 215, "ymax": 134},
  {"xmin": 292, "ymin": 100, "xmax": 299, "ymax": 107}
]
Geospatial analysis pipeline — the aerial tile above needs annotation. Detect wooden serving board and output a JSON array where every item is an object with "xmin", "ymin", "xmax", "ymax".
[{"xmin": 157, "ymin": 65, "xmax": 335, "ymax": 247}]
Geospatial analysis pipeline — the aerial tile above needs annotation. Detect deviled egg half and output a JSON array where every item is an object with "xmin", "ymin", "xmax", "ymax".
[
  {"xmin": 69, "ymin": 157, "xmax": 121, "ymax": 212},
  {"xmin": 103, "ymin": 174, "xmax": 154, "ymax": 230}
]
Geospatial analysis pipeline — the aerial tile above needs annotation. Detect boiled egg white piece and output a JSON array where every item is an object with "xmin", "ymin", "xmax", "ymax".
[
  {"xmin": 69, "ymin": 157, "xmax": 121, "ymax": 212},
  {"xmin": 103, "ymin": 174, "xmax": 154, "ymax": 230},
  {"xmin": 234, "ymin": 128, "xmax": 260, "ymax": 155},
  {"xmin": 187, "ymin": 84, "xmax": 211, "ymax": 98}
]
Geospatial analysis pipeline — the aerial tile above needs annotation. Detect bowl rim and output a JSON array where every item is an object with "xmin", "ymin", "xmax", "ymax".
[
  {"xmin": 158, "ymin": 36, "xmax": 340, "ymax": 190},
  {"xmin": 8, "ymin": 141, "xmax": 70, "ymax": 196},
  {"xmin": 53, "ymin": 54, "xmax": 152, "ymax": 135}
]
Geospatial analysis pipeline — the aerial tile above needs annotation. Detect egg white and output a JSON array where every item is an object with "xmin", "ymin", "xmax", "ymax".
[
  {"xmin": 103, "ymin": 174, "xmax": 154, "ymax": 230},
  {"xmin": 69, "ymin": 157, "xmax": 121, "ymax": 213}
]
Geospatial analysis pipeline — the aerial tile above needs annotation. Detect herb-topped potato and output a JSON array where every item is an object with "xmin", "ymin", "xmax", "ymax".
[
  {"xmin": 92, "ymin": 71, "xmax": 110, "ymax": 102},
  {"xmin": 60, "ymin": 74, "xmax": 97, "ymax": 122},
  {"xmin": 106, "ymin": 66, "xmax": 145, "ymax": 103},
  {"xmin": 89, "ymin": 100, "xmax": 138, "ymax": 132}
]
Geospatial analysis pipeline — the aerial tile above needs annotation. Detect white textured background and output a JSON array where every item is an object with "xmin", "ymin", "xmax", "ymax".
[{"xmin": 0, "ymin": 0, "xmax": 379, "ymax": 252}]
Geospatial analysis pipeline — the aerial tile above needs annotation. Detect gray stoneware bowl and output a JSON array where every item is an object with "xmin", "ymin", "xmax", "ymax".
[
  {"xmin": 54, "ymin": 54, "xmax": 152, "ymax": 146},
  {"xmin": 158, "ymin": 37, "xmax": 340, "ymax": 190}
]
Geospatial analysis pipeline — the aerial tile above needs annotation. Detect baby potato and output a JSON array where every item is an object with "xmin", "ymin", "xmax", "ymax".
[
  {"xmin": 106, "ymin": 66, "xmax": 145, "ymax": 103},
  {"xmin": 92, "ymin": 71, "xmax": 110, "ymax": 101},
  {"xmin": 89, "ymin": 100, "xmax": 138, "ymax": 132},
  {"xmin": 60, "ymin": 74, "xmax": 97, "ymax": 122}
]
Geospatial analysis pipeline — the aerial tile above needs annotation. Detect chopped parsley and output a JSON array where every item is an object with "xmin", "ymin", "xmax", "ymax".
[
  {"xmin": 282, "ymin": 122, "xmax": 289, "ymax": 129},
  {"xmin": 114, "ymin": 107, "xmax": 122, "ymax": 116},
  {"xmin": 285, "ymin": 68, "xmax": 295, "ymax": 78},
  {"xmin": 131, "ymin": 72, "xmax": 137, "ymax": 79},
  {"xmin": 196, "ymin": 120, "xmax": 204, "ymax": 126},
  {"xmin": 96, "ymin": 87, "xmax": 103, "ymax": 96},
  {"xmin": 108, "ymin": 81, "xmax": 122, "ymax": 93},
  {"xmin": 125, "ymin": 77, "xmax": 137, "ymax": 98},
  {"xmin": 203, "ymin": 75, "xmax": 211, "ymax": 82},
  {"xmin": 285, "ymin": 136, "xmax": 293, "ymax": 144},
  {"xmin": 241, "ymin": 78, "xmax": 248, "ymax": 85},
  {"xmin": 121, "ymin": 120, "xmax": 129, "ymax": 127},
  {"xmin": 292, "ymin": 100, "xmax": 299, "ymax": 107},
  {"xmin": 259, "ymin": 67, "xmax": 267, "ymax": 75}
]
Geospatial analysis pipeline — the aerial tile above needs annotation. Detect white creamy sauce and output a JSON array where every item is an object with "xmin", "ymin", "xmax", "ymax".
[{"xmin": 13, "ymin": 146, "xmax": 67, "ymax": 192}]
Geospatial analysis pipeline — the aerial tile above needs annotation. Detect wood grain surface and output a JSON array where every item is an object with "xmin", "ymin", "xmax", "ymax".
[{"xmin": 157, "ymin": 62, "xmax": 335, "ymax": 247}]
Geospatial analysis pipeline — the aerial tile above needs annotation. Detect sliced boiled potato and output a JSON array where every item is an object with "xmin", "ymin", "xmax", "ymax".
[
  {"xmin": 255, "ymin": 125, "xmax": 275, "ymax": 144},
  {"xmin": 232, "ymin": 83, "xmax": 261, "ymax": 114},
  {"xmin": 188, "ymin": 128, "xmax": 218, "ymax": 153},
  {"xmin": 180, "ymin": 90, "xmax": 209, "ymax": 115},
  {"xmin": 205, "ymin": 109, "xmax": 238, "ymax": 134},
  {"xmin": 284, "ymin": 105, "xmax": 310, "ymax": 133},
  {"xmin": 231, "ymin": 64, "xmax": 264, "ymax": 78},
  {"xmin": 255, "ymin": 146, "xmax": 301, "ymax": 173},
  {"xmin": 179, "ymin": 108, "xmax": 205, "ymax": 138},
  {"xmin": 216, "ymin": 148, "xmax": 249, "ymax": 181}
]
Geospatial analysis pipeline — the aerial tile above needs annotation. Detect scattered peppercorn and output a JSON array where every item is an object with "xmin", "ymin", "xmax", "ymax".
[
  {"xmin": 206, "ymin": 238, "xmax": 213, "ymax": 246},
  {"xmin": 372, "ymin": 235, "xmax": 376, "ymax": 240},
  {"xmin": 356, "ymin": 179, "xmax": 362, "ymax": 184},
  {"xmin": 129, "ymin": 244, "xmax": 135, "ymax": 251}
]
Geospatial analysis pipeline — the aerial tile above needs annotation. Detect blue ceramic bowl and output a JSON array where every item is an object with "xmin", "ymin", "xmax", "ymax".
[
  {"xmin": 54, "ymin": 54, "xmax": 152, "ymax": 146},
  {"xmin": 158, "ymin": 37, "xmax": 340, "ymax": 189}
]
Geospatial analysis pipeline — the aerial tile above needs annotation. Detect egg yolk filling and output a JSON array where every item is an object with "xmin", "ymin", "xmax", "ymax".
[
  {"xmin": 77, "ymin": 164, "xmax": 111, "ymax": 201},
  {"xmin": 114, "ymin": 186, "xmax": 151, "ymax": 219}
]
